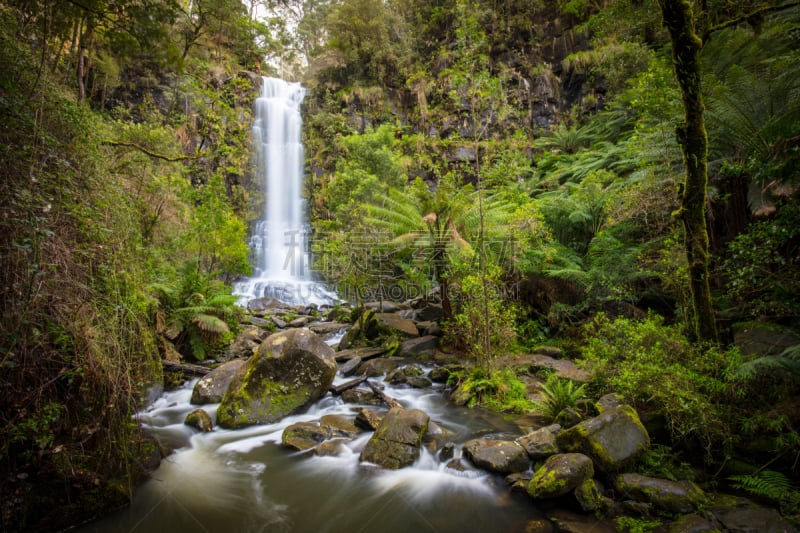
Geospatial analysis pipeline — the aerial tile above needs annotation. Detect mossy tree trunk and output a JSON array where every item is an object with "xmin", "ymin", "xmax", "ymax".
[{"xmin": 658, "ymin": 0, "xmax": 719, "ymax": 342}]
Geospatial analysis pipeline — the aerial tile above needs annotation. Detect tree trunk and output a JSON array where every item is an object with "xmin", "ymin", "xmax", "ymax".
[{"xmin": 658, "ymin": 0, "xmax": 719, "ymax": 342}]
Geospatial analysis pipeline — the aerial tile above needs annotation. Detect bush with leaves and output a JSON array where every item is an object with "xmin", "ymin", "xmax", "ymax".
[
  {"xmin": 448, "ymin": 367, "xmax": 534, "ymax": 414},
  {"xmin": 533, "ymin": 375, "xmax": 587, "ymax": 421},
  {"xmin": 151, "ymin": 262, "xmax": 241, "ymax": 361}
]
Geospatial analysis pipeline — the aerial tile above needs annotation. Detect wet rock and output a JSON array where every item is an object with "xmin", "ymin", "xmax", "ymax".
[
  {"xmin": 385, "ymin": 364, "xmax": 424, "ymax": 384},
  {"xmin": 313, "ymin": 439, "xmax": 347, "ymax": 456},
  {"xmin": 553, "ymin": 407, "xmax": 583, "ymax": 429},
  {"xmin": 417, "ymin": 304, "xmax": 444, "ymax": 322},
  {"xmin": 545, "ymin": 509, "xmax": 617, "ymax": 533},
  {"xmin": 364, "ymin": 301, "xmax": 402, "ymax": 312},
  {"xmin": 354, "ymin": 407, "xmax": 384, "ymax": 430},
  {"xmin": 309, "ymin": 321, "xmax": 350, "ymax": 335},
  {"xmin": 396, "ymin": 335, "xmax": 439, "ymax": 358},
  {"xmin": 360, "ymin": 407, "xmax": 430, "ymax": 469},
  {"xmin": 339, "ymin": 356, "xmax": 362, "ymax": 376},
  {"xmin": 524, "ymin": 518, "xmax": 556, "ymax": 533},
  {"xmin": 463, "ymin": 438, "xmax": 529, "ymax": 474},
  {"xmin": 184, "ymin": 409, "xmax": 213, "ymax": 432},
  {"xmin": 556, "ymin": 405, "xmax": 649, "ymax": 472},
  {"xmin": 282, "ymin": 421, "xmax": 352, "ymax": 451},
  {"xmin": 439, "ymin": 442, "xmax": 456, "ymax": 461},
  {"xmin": 288, "ymin": 316, "xmax": 312, "ymax": 327},
  {"xmin": 407, "ymin": 376, "xmax": 433, "ymax": 388},
  {"xmin": 217, "ymin": 329, "xmax": 337, "ymax": 429},
  {"xmin": 373, "ymin": 313, "xmax": 420, "ymax": 339},
  {"xmin": 320, "ymin": 414, "xmax": 360, "ymax": 434},
  {"xmin": 615, "ymin": 473, "xmax": 705, "ymax": 514},
  {"xmin": 342, "ymin": 388, "xmax": 381, "ymax": 406},
  {"xmin": 190, "ymin": 359, "xmax": 246, "ymax": 405},
  {"xmin": 247, "ymin": 297, "xmax": 285, "ymax": 314},
  {"xmin": 334, "ymin": 346, "xmax": 386, "ymax": 362},
  {"xmin": 517, "ymin": 424, "xmax": 561, "ymax": 459},
  {"xmin": 527, "ymin": 453, "xmax": 594, "ymax": 499},
  {"xmin": 356, "ymin": 357, "xmax": 405, "ymax": 377},
  {"xmin": 271, "ymin": 316, "xmax": 287, "ymax": 329}
]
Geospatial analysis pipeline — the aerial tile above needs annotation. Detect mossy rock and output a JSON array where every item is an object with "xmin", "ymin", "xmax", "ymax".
[
  {"xmin": 527, "ymin": 453, "xmax": 594, "ymax": 499},
  {"xmin": 359, "ymin": 407, "xmax": 429, "ymax": 469},
  {"xmin": 217, "ymin": 329, "xmax": 337, "ymax": 429},
  {"xmin": 191, "ymin": 359, "xmax": 246, "ymax": 405},
  {"xmin": 556, "ymin": 405, "xmax": 649, "ymax": 472},
  {"xmin": 184, "ymin": 409, "xmax": 213, "ymax": 432},
  {"xmin": 463, "ymin": 438, "xmax": 530, "ymax": 474},
  {"xmin": 615, "ymin": 473, "xmax": 706, "ymax": 514}
]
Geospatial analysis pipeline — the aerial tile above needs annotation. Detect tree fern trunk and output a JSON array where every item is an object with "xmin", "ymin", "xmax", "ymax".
[{"xmin": 658, "ymin": 0, "xmax": 719, "ymax": 342}]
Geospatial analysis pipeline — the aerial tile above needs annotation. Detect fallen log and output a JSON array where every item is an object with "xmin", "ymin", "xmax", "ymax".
[
  {"xmin": 329, "ymin": 376, "xmax": 367, "ymax": 396},
  {"xmin": 162, "ymin": 359, "xmax": 210, "ymax": 376},
  {"xmin": 366, "ymin": 380, "xmax": 402, "ymax": 409}
]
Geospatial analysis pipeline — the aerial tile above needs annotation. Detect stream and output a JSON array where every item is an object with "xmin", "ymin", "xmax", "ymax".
[{"xmin": 80, "ymin": 366, "xmax": 546, "ymax": 532}]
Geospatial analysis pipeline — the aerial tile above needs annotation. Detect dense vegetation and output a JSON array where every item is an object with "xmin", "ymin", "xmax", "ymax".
[{"xmin": 0, "ymin": 0, "xmax": 798, "ymax": 529}]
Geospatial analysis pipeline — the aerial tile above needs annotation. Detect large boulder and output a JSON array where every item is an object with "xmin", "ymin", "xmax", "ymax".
[
  {"xmin": 360, "ymin": 407, "xmax": 429, "ymax": 469},
  {"xmin": 191, "ymin": 359, "xmax": 246, "ymax": 405},
  {"xmin": 216, "ymin": 329, "xmax": 337, "ymax": 428},
  {"xmin": 527, "ymin": 453, "xmax": 595, "ymax": 499},
  {"xmin": 225, "ymin": 325, "xmax": 270, "ymax": 359},
  {"xmin": 615, "ymin": 473, "xmax": 706, "ymax": 514},
  {"xmin": 517, "ymin": 424, "xmax": 561, "ymax": 459},
  {"xmin": 396, "ymin": 335, "xmax": 439, "ymax": 358},
  {"xmin": 556, "ymin": 405, "xmax": 649, "ymax": 472},
  {"xmin": 463, "ymin": 439, "xmax": 530, "ymax": 474}
]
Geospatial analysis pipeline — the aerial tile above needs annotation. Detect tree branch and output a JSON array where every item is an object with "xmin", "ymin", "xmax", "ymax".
[
  {"xmin": 103, "ymin": 140, "xmax": 206, "ymax": 162},
  {"xmin": 703, "ymin": 1, "xmax": 800, "ymax": 42}
]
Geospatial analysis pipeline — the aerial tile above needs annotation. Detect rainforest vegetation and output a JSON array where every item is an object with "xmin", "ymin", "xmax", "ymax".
[{"xmin": 0, "ymin": 0, "xmax": 798, "ymax": 530}]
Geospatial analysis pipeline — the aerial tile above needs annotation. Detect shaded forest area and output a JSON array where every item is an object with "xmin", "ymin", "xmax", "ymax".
[{"xmin": 0, "ymin": 0, "xmax": 798, "ymax": 530}]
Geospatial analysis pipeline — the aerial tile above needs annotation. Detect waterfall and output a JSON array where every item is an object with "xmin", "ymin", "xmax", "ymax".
[{"xmin": 234, "ymin": 77, "xmax": 335, "ymax": 306}]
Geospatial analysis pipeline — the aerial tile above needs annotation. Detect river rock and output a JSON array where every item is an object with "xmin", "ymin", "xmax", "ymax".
[
  {"xmin": 190, "ymin": 359, "xmax": 246, "ymax": 405},
  {"xmin": 247, "ymin": 297, "xmax": 286, "ymax": 314},
  {"xmin": 309, "ymin": 321, "xmax": 350, "ymax": 335},
  {"xmin": 711, "ymin": 500, "xmax": 797, "ymax": 533},
  {"xmin": 225, "ymin": 325, "xmax": 269, "ymax": 359},
  {"xmin": 385, "ymin": 364, "xmax": 424, "ymax": 384},
  {"xmin": 407, "ymin": 376, "xmax": 433, "ymax": 388},
  {"xmin": 339, "ymin": 356, "xmax": 362, "ymax": 376},
  {"xmin": 396, "ymin": 335, "xmax": 439, "ymax": 357},
  {"xmin": 517, "ymin": 424, "xmax": 561, "ymax": 459},
  {"xmin": 184, "ymin": 409, "xmax": 213, "ymax": 432},
  {"xmin": 342, "ymin": 388, "xmax": 381, "ymax": 406},
  {"xmin": 217, "ymin": 329, "xmax": 337, "ymax": 429},
  {"xmin": 334, "ymin": 346, "xmax": 386, "ymax": 362},
  {"xmin": 527, "ymin": 453, "xmax": 594, "ymax": 499},
  {"xmin": 574, "ymin": 478, "xmax": 613, "ymax": 512},
  {"xmin": 320, "ymin": 414, "xmax": 360, "ymax": 434},
  {"xmin": 595, "ymin": 393, "xmax": 623, "ymax": 413},
  {"xmin": 428, "ymin": 366, "xmax": 451, "ymax": 383},
  {"xmin": 354, "ymin": 407, "xmax": 384, "ymax": 430},
  {"xmin": 667, "ymin": 514, "xmax": 718, "ymax": 533},
  {"xmin": 360, "ymin": 407, "xmax": 429, "ymax": 469},
  {"xmin": 282, "ymin": 421, "xmax": 353, "ymax": 451},
  {"xmin": 462, "ymin": 438, "xmax": 529, "ymax": 474},
  {"xmin": 356, "ymin": 357, "xmax": 405, "ymax": 377},
  {"xmin": 556, "ymin": 405, "xmax": 649, "ymax": 472},
  {"xmin": 615, "ymin": 473, "xmax": 705, "ymax": 513}
]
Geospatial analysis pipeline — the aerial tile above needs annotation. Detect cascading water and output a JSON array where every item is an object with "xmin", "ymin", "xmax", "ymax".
[{"xmin": 234, "ymin": 77, "xmax": 336, "ymax": 306}]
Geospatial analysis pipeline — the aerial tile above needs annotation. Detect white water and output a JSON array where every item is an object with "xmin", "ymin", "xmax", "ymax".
[
  {"xmin": 234, "ymin": 77, "xmax": 336, "ymax": 306},
  {"xmin": 82, "ymin": 368, "xmax": 543, "ymax": 532}
]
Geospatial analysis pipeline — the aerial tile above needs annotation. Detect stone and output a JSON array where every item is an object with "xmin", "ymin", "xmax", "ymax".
[
  {"xmin": 595, "ymin": 393, "xmax": 623, "ymax": 413},
  {"xmin": 309, "ymin": 322, "xmax": 350, "ymax": 335},
  {"xmin": 385, "ymin": 364, "xmax": 424, "ymax": 384},
  {"xmin": 527, "ymin": 453, "xmax": 594, "ymax": 499},
  {"xmin": 614, "ymin": 473, "xmax": 706, "ymax": 514},
  {"xmin": 407, "ymin": 376, "xmax": 433, "ymax": 388},
  {"xmin": 190, "ymin": 359, "xmax": 246, "ymax": 405},
  {"xmin": 282, "ymin": 422, "xmax": 336, "ymax": 451},
  {"xmin": 667, "ymin": 514, "xmax": 719, "ymax": 533},
  {"xmin": 216, "ymin": 329, "xmax": 337, "ymax": 429},
  {"xmin": 354, "ymin": 407, "xmax": 384, "ymax": 430},
  {"xmin": 416, "ymin": 303, "xmax": 444, "ymax": 322},
  {"xmin": 428, "ymin": 366, "xmax": 451, "ymax": 383},
  {"xmin": 359, "ymin": 407, "xmax": 430, "ymax": 469},
  {"xmin": 339, "ymin": 356, "xmax": 362, "ymax": 376},
  {"xmin": 396, "ymin": 335, "xmax": 439, "ymax": 357},
  {"xmin": 313, "ymin": 439, "xmax": 347, "ymax": 456},
  {"xmin": 553, "ymin": 407, "xmax": 583, "ymax": 428},
  {"xmin": 320, "ymin": 414, "xmax": 360, "ymax": 434},
  {"xmin": 711, "ymin": 498, "xmax": 797, "ymax": 533},
  {"xmin": 373, "ymin": 313, "xmax": 420, "ymax": 339},
  {"xmin": 247, "ymin": 297, "xmax": 286, "ymax": 314},
  {"xmin": 225, "ymin": 325, "xmax": 269, "ymax": 359},
  {"xmin": 356, "ymin": 357, "xmax": 405, "ymax": 377},
  {"xmin": 342, "ymin": 388, "xmax": 381, "ymax": 406},
  {"xmin": 271, "ymin": 316, "xmax": 287, "ymax": 329},
  {"xmin": 532, "ymin": 345, "xmax": 563, "ymax": 358},
  {"xmin": 556, "ymin": 405, "xmax": 649, "ymax": 472},
  {"xmin": 184, "ymin": 409, "xmax": 213, "ymax": 432},
  {"xmin": 439, "ymin": 442, "xmax": 456, "ymax": 460},
  {"xmin": 462, "ymin": 438, "xmax": 530, "ymax": 474},
  {"xmin": 288, "ymin": 316, "xmax": 312, "ymax": 327},
  {"xmin": 517, "ymin": 424, "xmax": 561, "ymax": 459},
  {"xmin": 574, "ymin": 478, "xmax": 612, "ymax": 513},
  {"xmin": 334, "ymin": 346, "xmax": 386, "ymax": 362}
]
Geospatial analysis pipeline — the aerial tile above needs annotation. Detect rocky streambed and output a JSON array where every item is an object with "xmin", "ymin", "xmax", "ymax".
[{"xmin": 80, "ymin": 298, "xmax": 797, "ymax": 532}]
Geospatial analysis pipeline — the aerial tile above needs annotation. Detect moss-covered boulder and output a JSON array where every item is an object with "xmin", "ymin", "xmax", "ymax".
[
  {"xmin": 190, "ymin": 359, "xmax": 246, "ymax": 405},
  {"xmin": 556, "ymin": 405, "xmax": 649, "ymax": 472},
  {"xmin": 463, "ymin": 438, "xmax": 530, "ymax": 474},
  {"xmin": 216, "ymin": 329, "xmax": 337, "ymax": 429},
  {"xmin": 527, "ymin": 453, "xmax": 594, "ymax": 499},
  {"xmin": 339, "ymin": 310, "xmax": 419, "ymax": 350},
  {"xmin": 360, "ymin": 407, "xmax": 429, "ymax": 469},
  {"xmin": 614, "ymin": 473, "xmax": 706, "ymax": 514},
  {"xmin": 184, "ymin": 409, "xmax": 213, "ymax": 432},
  {"xmin": 281, "ymin": 420, "xmax": 356, "ymax": 451},
  {"xmin": 517, "ymin": 424, "xmax": 561, "ymax": 459},
  {"xmin": 574, "ymin": 478, "xmax": 613, "ymax": 512}
]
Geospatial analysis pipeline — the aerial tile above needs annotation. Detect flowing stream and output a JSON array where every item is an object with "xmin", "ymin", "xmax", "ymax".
[
  {"xmin": 81, "ymin": 78, "xmax": 547, "ymax": 532},
  {"xmin": 82, "ymin": 369, "xmax": 544, "ymax": 532}
]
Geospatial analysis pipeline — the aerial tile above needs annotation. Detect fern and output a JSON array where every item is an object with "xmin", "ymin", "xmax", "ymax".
[
  {"xmin": 730, "ymin": 470, "xmax": 800, "ymax": 514},
  {"xmin": 533, "ymin": 375, "xmax": 587, "ymax": 421},
  {"xmin": 733, "ymin": 344, "xmax": 800, "ymax": 380}
]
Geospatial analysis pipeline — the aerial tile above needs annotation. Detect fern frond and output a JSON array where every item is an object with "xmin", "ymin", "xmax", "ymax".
[{"xmin": 191, "ymin": 314, "xmax": 230, "ymax": 335}]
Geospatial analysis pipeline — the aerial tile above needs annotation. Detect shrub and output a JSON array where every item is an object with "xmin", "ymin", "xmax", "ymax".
[
  {"xmin": 449, "ymin": 367, "xmax": 535, "ymax": 413},
  {"xmin": 533, "ymin": 375, "xmax": 587, "ymax": 421}
]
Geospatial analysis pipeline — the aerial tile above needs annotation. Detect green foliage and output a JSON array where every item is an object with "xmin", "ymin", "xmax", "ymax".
[
  {"xmin": 730, "ymin": 470, "xmax": 800, "ymax": 516},
  {"xmin": 150, "ymin": 263, "xmax": 241, "ymax": 361},
  {"xmin": 614, "ymin": 516, "xmax": 663, "ymax": 533},
  {"xmin": 533, "ymin": 375, "xmax": 587, "ymax": 421},
  {"xmin": 633, "ymin": 444, "xmax": 696, "ymax": 482},
  {"xmin": 449, "ymin": 367, "xmax": 535, "ymax": 413},
  {"xmin": 580, "ymin": 313, "xmax": 734, "ymax": 457}
]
